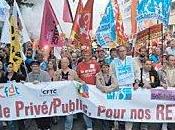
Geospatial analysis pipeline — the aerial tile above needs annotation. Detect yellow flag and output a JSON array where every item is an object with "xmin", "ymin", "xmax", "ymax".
[{"xmin": 9, "ymin": 7, "xmax": 23, "ymax": 72}]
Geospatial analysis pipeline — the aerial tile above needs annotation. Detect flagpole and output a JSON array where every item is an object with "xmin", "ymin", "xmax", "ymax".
[
  {"xmin": 132, "ymin": 34, "xmax": 136, "ymax": 57},
  {"xmin": 19, "ymin": 35, "xmax": 30, "ymax": 82},
  {"xmin": 161, "ymin": 23, "xmax": 164, "ymax": 65},
  {"xmin": 57, "ymin": 21, "xmax": 64, "ymax": 34},
  {"xmin": 15, "ymin": 0, "xmax": 30, "ymax": 81},
  {"xmin": 147, "ymin": 28, "xmax": 151, "ymax": 56},
  {"xmin": 20, "ymin": 50, "xmax": 30, "ymax": 82}
]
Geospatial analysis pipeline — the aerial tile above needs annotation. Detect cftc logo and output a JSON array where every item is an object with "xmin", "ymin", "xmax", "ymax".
[{"xmin": 40, "ymin": 88, "xmax": 57, "ymax": 96}]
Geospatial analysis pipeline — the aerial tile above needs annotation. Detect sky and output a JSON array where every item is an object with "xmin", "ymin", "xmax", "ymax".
[{"xmin": 21, "ymin": 0, "xmax": 111, "ymax": 39}]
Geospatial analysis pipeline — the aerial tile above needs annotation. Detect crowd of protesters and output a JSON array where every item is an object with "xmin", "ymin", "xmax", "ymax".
[{"xmin": 0, "ymin": 32, "xmax": 175, "ymax": 130}]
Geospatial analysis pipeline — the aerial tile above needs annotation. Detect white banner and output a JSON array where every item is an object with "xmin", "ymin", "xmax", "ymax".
[{"xmin": 0, "ymin": 81, "xmax": 175, "ymax": 123}]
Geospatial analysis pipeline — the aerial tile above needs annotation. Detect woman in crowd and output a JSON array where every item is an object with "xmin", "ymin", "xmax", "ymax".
[
  {"xmin": 4, "ymin": 62, "xmax": 26, "ymax": 130},
  {"xmin": 48, "ymin": 48, "xmax": 57, "ymax": 62},
  {"xmin": 47, "ymin": 59, "xmax": 57, "ymax": 81},
  {"xmin": 96, "ymin": 62, "xmax": 119, "ymax": 93},
  {"xmin": 0, "ymin": 61, "xmax": 5, "ymax": 83},
  {"xmin": 96, "ymin": 62, "xmax": 119, "ymax": 130},
  {"xmin": 54, "ymin": 57, "xmax": 83, "ymax": 130}
]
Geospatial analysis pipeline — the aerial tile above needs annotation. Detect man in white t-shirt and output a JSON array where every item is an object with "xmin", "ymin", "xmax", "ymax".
[
  {"xmin": 110, "ymin": 45, "xmax": 139, "ymax": 130},
  {"xmin": 165, "ymin": 39, "xmax": 175, "ymax": 56}
]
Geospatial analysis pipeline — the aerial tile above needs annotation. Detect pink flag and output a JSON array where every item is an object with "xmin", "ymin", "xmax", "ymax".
[
  {"xmin": 39, "ymin": 0, "xmax": 64, "ymax": 47},
  {"xmin": 63, "ymin": 0, "xmax": 73, "ymax": 23}
]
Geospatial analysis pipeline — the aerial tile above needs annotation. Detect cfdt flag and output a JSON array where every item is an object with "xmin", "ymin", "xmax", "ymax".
[
  {"xmin": 39, "ymin": 0, "xmax": 62, "ymax": 47},
  {"xmin": 137, "ymin": 0, "xmax": 172, "ymax": 26},
  {"xmin": 71, "ymin": 0, "xmax": 94, "ymax": 46},
  {"xmin": 96, "ymin": 1, "xmax": 116, "ymax": 46},
  {"xmin": 63, "ymin": 0, "xmax": 73, "ymax": 23}
]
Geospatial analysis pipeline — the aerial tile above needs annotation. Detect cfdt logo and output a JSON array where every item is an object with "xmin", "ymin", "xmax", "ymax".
[
  {"xmin": 40, "ymin": 89, "xmax": 57, "ymax": 96},
  {"xmin": 0, "ymin": 82, "xmax": 20, "ymax": 98},
  {"xmin": 74, "ymin": 82, "xmax": 89, "ymax": 98},
  {"xmin": 106, "ymin": 87, "xmax": 132, "ymax": 100}
]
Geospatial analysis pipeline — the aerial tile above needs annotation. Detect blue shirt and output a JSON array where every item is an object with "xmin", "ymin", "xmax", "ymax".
[
  {"xmin": 149, "ymin": 54, "xmax": 159, "ymax": 63},
  {"xmin": 40, "ymin": 61, "xmax": 48, "ymax": 71},
  {"xmin": 105, "ymin": 56, "xmax": 114, "ymax": 64}
]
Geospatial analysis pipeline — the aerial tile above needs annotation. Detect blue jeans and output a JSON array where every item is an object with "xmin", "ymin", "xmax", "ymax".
[
  {"xmin": 167, "ymin": 123, "xmax": 175, "ymax": 130},
  {"xmin": 101, "ymin": 120, "xmax": 112, "ymax": 130},
  {"xmin": 0, "ymin": 122, "xmax": 3, "ymax": 130},
  {"xmin": 7, "ymin": 121, "xmax": 18, "ymax": 130},
  {"xmin": 65, "ymin": 115, "xmax": 74, "ymax": 130},
  {"xmin": 132, "ymin": 122, "xmax": 148, "ymax": 130},
  {"xmin": 83, "ymin": 114, "xmax": 92, "ymax": 129}
]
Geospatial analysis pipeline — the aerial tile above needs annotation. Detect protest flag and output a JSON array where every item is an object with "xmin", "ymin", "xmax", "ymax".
[
  {"xmin": 39, "ymin": 0, "xmax": 64, "ymax": 47},
  {"xmin": 70, "ymin": 0, "xmax": 83, "ymax": 42},
  {"xmin": 9, "ymin": 0, "xmax": 23, "ymax": 72},
  {"xmin": 78, "ymin": 0, "xmax": 94, "ymax": 46},
  {"xmin": 0, "ymin": 16, "xmax": 11, "ymax": 44},
  {"xmin": 136, "ymin": 24, "xmax": 162, "ymax": 45},
  {"xmin": 15, "ymin": 0, "xmax": 30, "ymax": 44},
  {"xmin": 96, "ymin": 0, "xmax": 116, "ymax": 46},
  {"xmin": 0, "ymin": 0, "xmax": 30, "ymax": 44},
  {"xmin": 63, "ymin": 0, "xmax": 73, "ymax": 23},
  {"xmin": 71, "ymin": 0, "xmax": 94, "ymax": 47},
  {"xmin": 113, "ymin": 0, "xmax": 128, "ymax": 45},
  {"xmin": 137, "ymin": 0, "xmax": 172, "ymax": 26},
  {"xmin": 131, "ymin": 0, "xmax": 138, "ymax": 36}
]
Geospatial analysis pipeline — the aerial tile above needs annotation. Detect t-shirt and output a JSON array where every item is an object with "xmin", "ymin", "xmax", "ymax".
[
  {"xmin": 166, "ymin": 47, "xmax": 175, "ymax": 56},
  {"xmin": 105, "ymin": 56, "xmax": 114, "ymax": 64},
  {"xmin": 149, "ymin": 54, "xmax": 160, "ymax": 63},
  {"xmin": 111, "ymin": 56, "xmax": 135, "ymax": 86},
  {"xmin": 77, "ymin": 60, "xmax": 100, "ymax": 85}
]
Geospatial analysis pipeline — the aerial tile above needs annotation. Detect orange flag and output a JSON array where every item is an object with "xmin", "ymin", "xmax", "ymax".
[
  {"xmin": 71, "ymin": 0, "xmax": 83, "ymax": 42},
  {"xmin": 131, "ymin": 0, "xmax": 138, "ymax": 36},
  {"xmin": 113, "ymin": 0, "xmax": 128, "ymax": 45},
  {"xmin": 71, "ymin": 0, "xmax": 94, "ymax": 47}
]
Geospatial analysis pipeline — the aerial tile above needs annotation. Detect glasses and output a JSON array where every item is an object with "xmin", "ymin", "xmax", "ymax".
[
  {"xmin": 169, "ymin": 60, "xmax": 175, "ymax": 61},
  {"xmin": 145, "ymin": 63, "xmax": 152, "ymax": 65},
  {"xmin": 119, "ymin": 50, "xmax": 126, "ymax": 52}
]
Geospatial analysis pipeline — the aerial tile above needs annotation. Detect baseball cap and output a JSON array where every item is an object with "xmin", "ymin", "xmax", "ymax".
[{"xmin": 30, "ymin": 60, "xmax": 40, "ymax": 66}]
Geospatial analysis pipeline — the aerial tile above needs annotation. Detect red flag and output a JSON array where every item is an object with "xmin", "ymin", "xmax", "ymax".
[
  {"xmin": 113, "ymin": 0, "xmax": 128, "ymax": 45},
  {"xmin": 63, "ymin": 0, "xmax": 73, "ymax": 23},
  {"xmin": 71, "ymin": 0, "xmax": 94, "ymax": 47},
  {"xmin": 70, "ymin": 0, "xmax": 83, "ymax": 45},
  {"xmin": 39, "ymin": 0, "xmax": 63, "ymax": 47}
]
